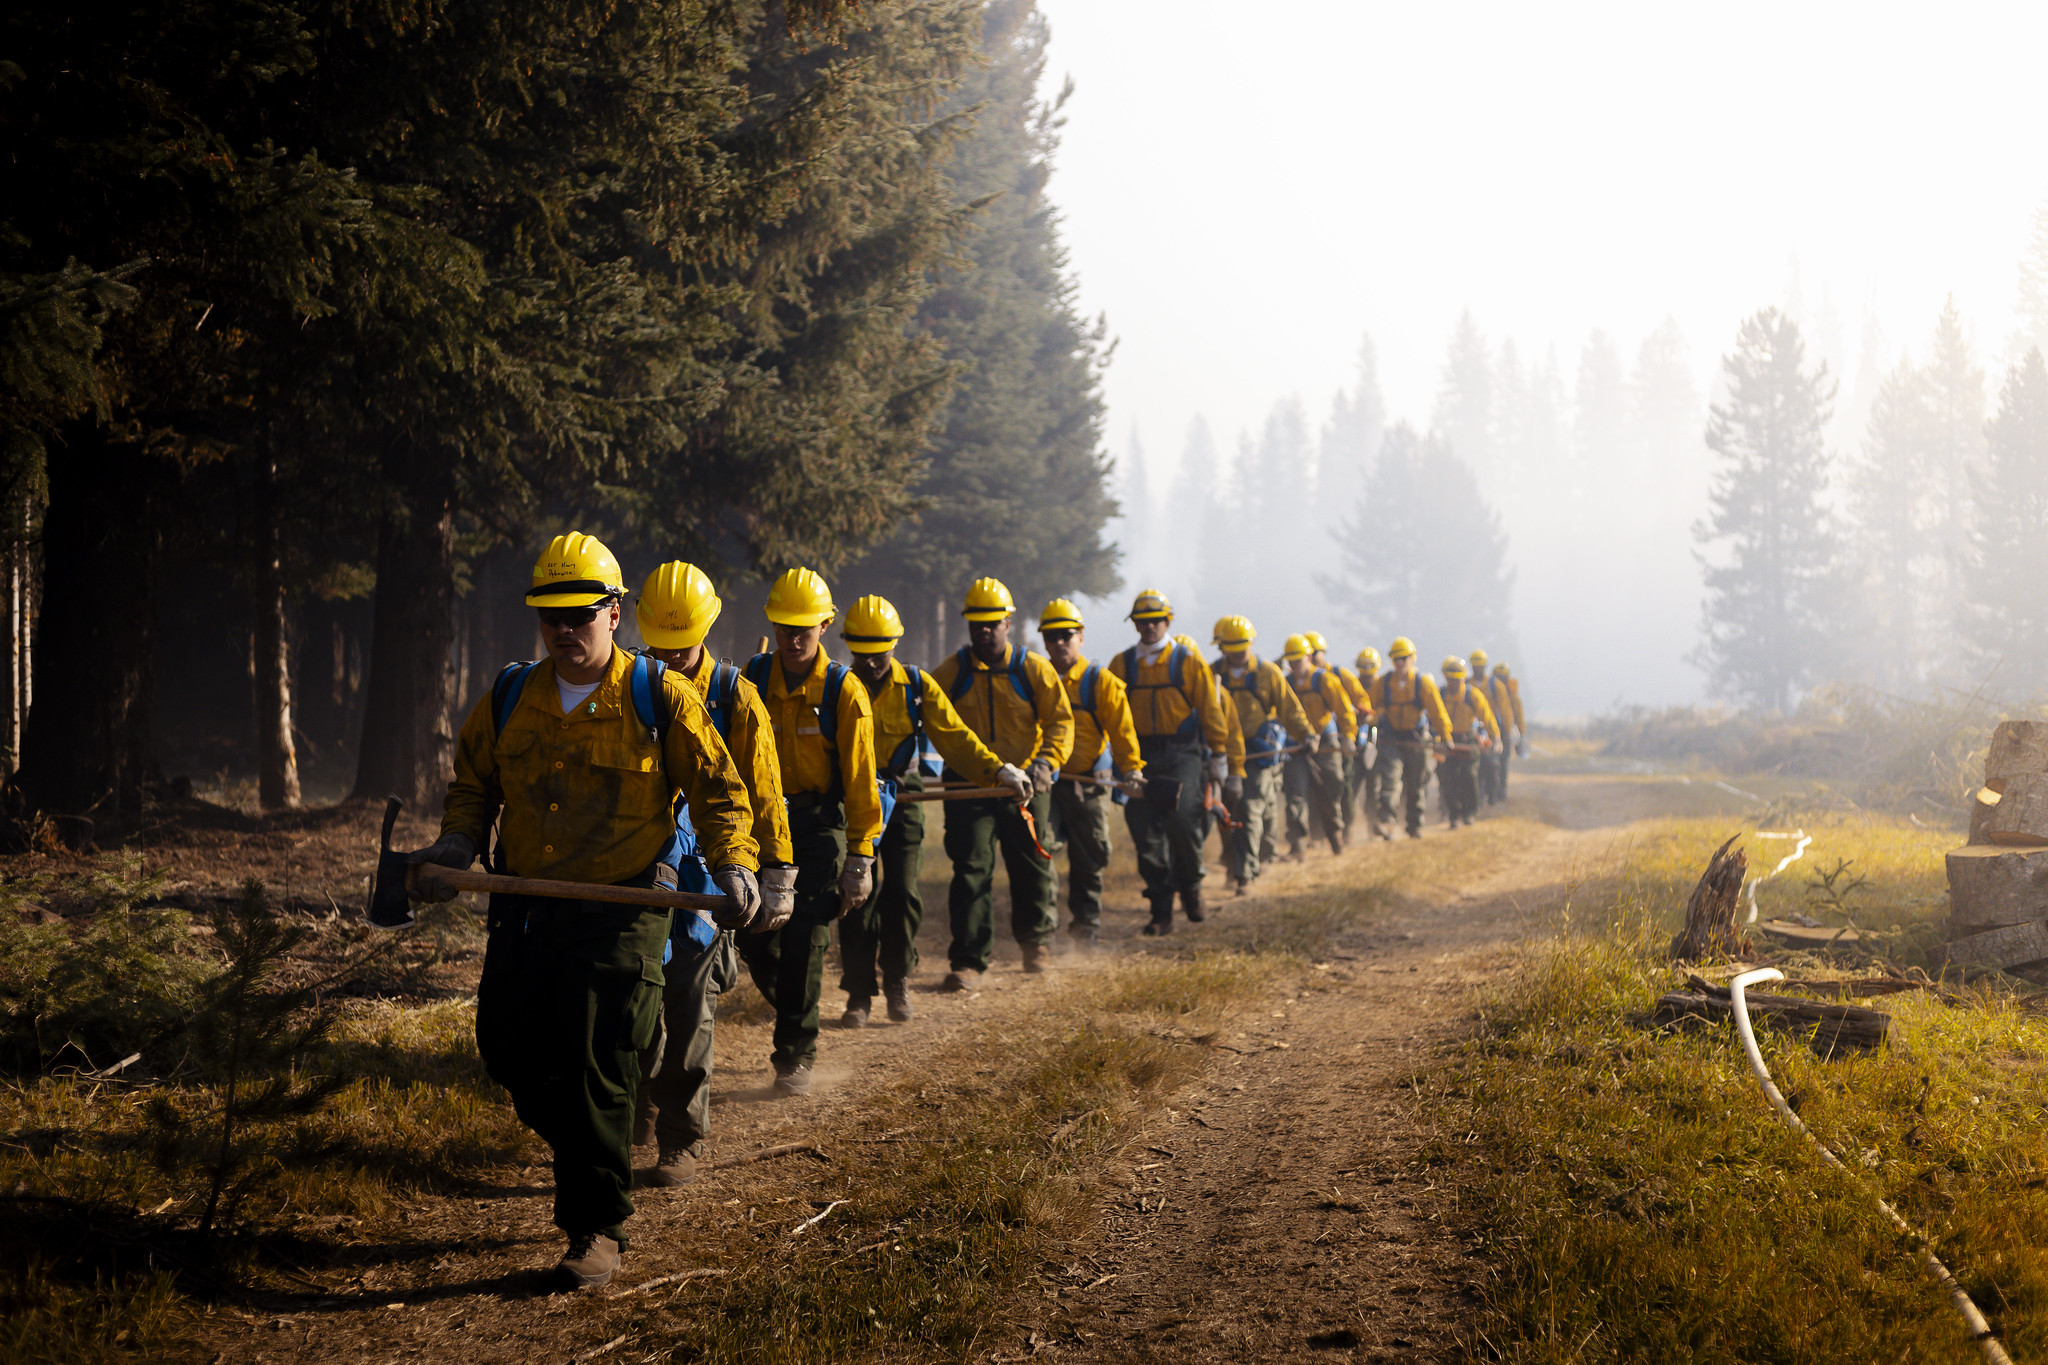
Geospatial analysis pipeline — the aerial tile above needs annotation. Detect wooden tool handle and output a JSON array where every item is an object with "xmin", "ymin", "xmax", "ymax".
[
  {"xmin": 898, "ymin": 786, "xmax": 1013, "ymax": 803},
  {"xmin": 407, "ymin": 864, "xmax": 729, "ymax": 911}
]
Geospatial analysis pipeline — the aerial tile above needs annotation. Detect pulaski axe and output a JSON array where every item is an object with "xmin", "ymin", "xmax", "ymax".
[{"xmin": 368, "ymin": 796, "xmax": 731, "ymax": 930}]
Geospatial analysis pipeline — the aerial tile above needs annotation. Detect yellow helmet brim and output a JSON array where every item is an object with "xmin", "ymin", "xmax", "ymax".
[
  {"xmin": 963, "ymin": 608, "xmax": 1013, "ymax": 622},
  {"xmin": 639, "ymin": 596, "xmax": 720, "ymax": 650},
  {"xmin": 527, "ymin": 584, "xmax": 621, "ymax": 608},
  {"xmin": 765, "ymin": 606, "xmax": 834, "ymax": 628}
]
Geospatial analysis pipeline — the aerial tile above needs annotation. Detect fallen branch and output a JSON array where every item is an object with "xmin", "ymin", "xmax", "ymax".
[
  {"xmin": 789, "ymin": 1199, "xmax": 846, "ymax": 1236},
  {"xmin": 1650, "ymin": 982, "xmax": 1895, "ymax": 1055},
  {"xmin": 705, "ymin": 1141, "xmax": 825, "ymax": 1170},
  {"xmin": 610, "ymin": 1268, "xmax": 727, "ymax": 1297},
  {"xmin": 565, "ymin": 1334, "xmax": 628, "ymax": 1365}
]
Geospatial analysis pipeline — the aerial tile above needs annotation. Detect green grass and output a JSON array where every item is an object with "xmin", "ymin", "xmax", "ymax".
[{"xmin": 1442, "ymin": 811, "xmax": 2048, "ymax": 1363}]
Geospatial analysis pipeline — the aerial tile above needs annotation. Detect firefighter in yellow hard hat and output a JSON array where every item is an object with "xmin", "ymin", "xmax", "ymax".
[
  {"xmin": 1353, "ymin": 646, "xmax": 1384, "ymax": 832},
  {"xmin": 1213, "ymin": 616, "xmax": 1314, "ymax": 892},
  {"xmin": 738, "ymin": 569, "xmax": 883, "ymax": 1097},
  {"xmin": 1281, "ymin": 633, "xmax": 1355, "ymax": 859},
  {"xmin": 1437, "ymin": 655, "xmax": 1499, "ymax": 827},
  {"xmin": 628, "ymin": 563, "xmax": 797, "ymax": 1188},
  {"xmin": 932, "ymin": 577, "xmax": 1074, "ymax": 987},
  {"xmin": 1110, "ymin": 589, "xmax": 1232, "ymax": 933},
  {"xmin": 409, "ymin": 532, "xmax": 760, "ymax": 1288},
  {"xmin": 1039, "ymin": 599, "xmax": 1147, "ymax": 940},
  {"xmin": 1478, "ymin": 655, "xmax": 1526, "ymax": 802},
  {"xmin": 1370, "ymin": 637, "xmax": 1452, "ymax": 838},
  {"xmin": 1308, "ymin": 631, "xmax": 1374, "ymax": 842},
  {"xmin": 836, "ymin": 595, "xmax": 1024, "ymax": 1025}
]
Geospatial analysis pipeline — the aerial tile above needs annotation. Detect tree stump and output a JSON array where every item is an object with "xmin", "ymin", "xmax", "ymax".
[
  {"xmin": 1670, "ymin": 835, "xmax": 1749, "ymax": 962},
  {"xmin": 1986, "ymin": 721, "xmax": 2048, "ymax": 790},
  {"xmin": 1981, "ymin": 773, "xmax": 2048, "ymax": 845},
  {"xmin": 1946, "ymin": 845, "xmax": 2048, "ymax": 931},
  {"xmin": 1945, "ymin": 920, "xmax": 2048, "ymax": 972}
]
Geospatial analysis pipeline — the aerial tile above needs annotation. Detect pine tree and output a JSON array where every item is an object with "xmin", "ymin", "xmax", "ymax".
[
  {"xmin": 1321, "ymin": 423, "xmax": 1516, "ymax": 656},
  {"xmin": 1921, "ymin": 298, "xmax": 1987, "ymax": 620},
  {"xmin": 2015, "ymin": 201, "xmax": 2048, "ymax": 357},
  {"xmin": 1210, "ymin": 398, "xmax": 1312, "ymax": 638},
  {"xmin": 1963, "ymin": 349, "xmax": 2048, "ymax": 678},
  {"xmin": 1432, "ymin": 310, "xmax": 1494, "ymax": 482},
  {"xmin": 1844, "ymin": 357, "xmax": 1928, "ymax": 688},
  {"xmin": 1691, "ymin": 309, "xmax": 1841, "ymax": 712},
  {"xmin": 1318, "ymin": 336, "xmax": 1384, "ymax": 549},
  {"xmin": 843, "ymin": 0, "xmax": 1114, "ymax": 654},
  {"xmin": 1574, "ymin": 329, "xmax": 1629, "ymax": 481}
]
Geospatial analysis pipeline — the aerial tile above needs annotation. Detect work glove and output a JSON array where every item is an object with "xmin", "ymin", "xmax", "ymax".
[
  {"xmin": 403, "ymin": 832, "xmax": 476, "ymax": 902},
  {"xmin": 711, "ymin": 864, "xmax": 761, "ymax": 931},
  {"xmin": 1223, "ymin": 774, "xmax": 1244, "ymax": 804},
  {"xmin": 1516, "ymin": 738, "xmax": 1529, "ymax": 759},
  {"xmin": 1027, "ymin": 758, "xmax": 1055, "ymax": 794},
  {"xmin": 994, "ymin": 764, "xmax": 1033, "ymax": 803},
  {"xmin": 755, "ymin": 863, "xmax": 798, "ymax": 932},
  {"xmin": 1208, "ymin": 754, "xmax": 1227, "ymax": 783},
  {"xmin": 1301, "ymin": 731, "xmax": 1321, "ymax": 755},
  {"xmin": 1117, "ymin": 771, "xmax": 1149, "ymax": 801},
  {"xmin": 838, "ymin": 854, "xmax": 875, "ymax": 920}
]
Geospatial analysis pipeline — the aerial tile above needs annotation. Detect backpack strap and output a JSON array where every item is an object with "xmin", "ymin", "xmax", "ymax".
[
  {"xmin": 702, "ymin": 661, "xmax": 738, "ymax": 742},
  {"xmin": 1005, "ymin": 647, "xmax": 1033, "ymax": 704},
  {"xmin": 946, "ymin": 646, "xmax": 977, "ymax": 701},
  {"xmin": 1078, "ymin": 661, "xmax": 1100, "ymax": 715},
  {"xmin": 627, "ymin": 653, "xmax": 671, "ymax": 746},
  {"xmin": 819, "ymin": 661, "xmax": 848, "ymax": 748},
  {"xmin": 903, "ymin": 664, "xmax": 924, "ymax": 734},
  {"xmin": 491, "ymin": 660, "xmax": 539, "ymax": 736},
  {"xmin": 744, "ymin": 652, "xmax": 773, "ymax": 693}
]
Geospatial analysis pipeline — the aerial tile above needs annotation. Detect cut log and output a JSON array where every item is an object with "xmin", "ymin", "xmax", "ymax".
[
  {"xmin": 1649, "ymin": 988, "xmax": 1894, "ymax": 1054},
  {"xmin": 1757, "ymin": 919, "xmax": 1862, "ymax": 945},
  {"xmin": 1669, "ymin": 835, "xmax": 1749, "ymax": 962},
  {"xmin": 1970, "ymin": 789, "xmax": 1998, "ymax": 845},
  {"xmin": 1981, "ymin": 773, "xmax": 2048, "ymax": 845},
  {"xmin": 1946, "ymin": 845, "xmax": 2048, "ymax": 930},
  {"xmin": 1986, "ymin": 721, "xmax": 2048, "ymax": 789},
  {"xmin": 1945, "ymin": 920, "xmax": 2048, "ymax": 971}
]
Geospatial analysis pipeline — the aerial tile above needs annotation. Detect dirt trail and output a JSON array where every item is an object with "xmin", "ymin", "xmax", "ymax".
[{"xmin": 191, "ymin": 773, "xmax": 1743, "ymax": 1363}]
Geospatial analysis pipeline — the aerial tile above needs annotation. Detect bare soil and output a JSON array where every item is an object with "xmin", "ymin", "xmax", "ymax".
[{"xmin": 141, "ymin": 772, "xmax": 1743, "ymax": 1363}]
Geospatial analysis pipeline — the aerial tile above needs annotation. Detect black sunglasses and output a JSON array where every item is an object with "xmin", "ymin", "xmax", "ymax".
[
  {"xmin": 538, "ymin": 606, "xmax": 602, "ymax": 629},
  {"xmin": 1042, "ymin": 629, "xmax": 1077, "ymax": 643}
]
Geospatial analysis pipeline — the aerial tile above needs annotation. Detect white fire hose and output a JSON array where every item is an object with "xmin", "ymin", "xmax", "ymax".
[{"xmin": 1727, "ymin": 968, "xmax": 2013, "ymax": 1364}]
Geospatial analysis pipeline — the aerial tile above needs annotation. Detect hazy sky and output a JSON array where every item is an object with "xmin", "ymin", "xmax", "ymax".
[{"xmin": 1036, "ymin": 0, "xmax": 2048, "ymax": 474}]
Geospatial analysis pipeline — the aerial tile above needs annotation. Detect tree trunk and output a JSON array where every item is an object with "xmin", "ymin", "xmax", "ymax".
[
  {"xmin": 1668, "ymin": 835, "xmax": 1750, "ymax": 962},
  {"xmin": 251, "ymin": 460, "xmax": 299, "ymax": 809},
  {"xmin": 351, "ymin": 492, "xmax": 457, "ymax": 808},
  {"xmin": 16, "ymin": 432, "xmax": 164, "ymax": 824}
]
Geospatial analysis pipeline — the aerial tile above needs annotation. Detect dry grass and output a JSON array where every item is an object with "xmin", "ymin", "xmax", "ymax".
[{"xmin": 1439, "ymin": 810, "xmax": 2048, "ymax": 1363}]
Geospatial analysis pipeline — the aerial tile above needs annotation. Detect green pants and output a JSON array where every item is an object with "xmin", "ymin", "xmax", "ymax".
[
  {"xmin": 476, "ymin": 894, "xmax": 669, "ymax": 1246},
  {"xmin": 839, "ymin": 780, "xmax": 925, "ymax": 996},
  {"xmin": 1354, "ymin": 740, "xmax": 1380, "ymax": 823},
  {"xmin": 1048, "ymin": 777, "xmax": 1112, "ymax": 933},
  {"xmin": 1285, "ymin": 747, "xmax": 1345, "ymax": 852},
  {"xmin": 1125, "ymin": 738, "xmax": 1205, "ymax": 906},
  {"xmin": 1374, "ymin": 741, "xmax": 1429, "ymax": 835},
  {"xmin": 1442, "ymin": 751, "xmax": 1480, "ymax": 823},
  {"xmin": 944, "ymin": 786, "xmax": 1055, "ymax": 972},
  {"xmin": 1227, "ymin": 762, "xmax": 1281, "ymax": 883},
  {"xmin": 639, "ymin": 930, "xmax": 738, "ymax": 1155},
  {"xmin": 1481, "ymin": 747, "xmax": 1510, "ymax": 803},
  {"xmin": 1338, "ymin": 749, "xmax": 1360, "ymax": 834},
  {"xmin": 736, "ymin": 803, "xmax": 844, "ymax": 1072}
]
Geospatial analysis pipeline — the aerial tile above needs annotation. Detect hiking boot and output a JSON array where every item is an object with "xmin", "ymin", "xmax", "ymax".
[
  {"xmin": 555, "ymin": 1232, "xmax": 621, "ymax": 1289},
  {"xmin": 884, "ymin": 980, "xmax": 913, "ymax": 1022},
  {"xmin": 1067, "ymin": 921, "xmax": 1100, "ymax": 944},
  {"xmin": 1019, "ymin": 941, "xmax": 1049, "ymax": 973},
  {"xmin": 631, "ymin": 1100, "xmax": 656, "ymax": 1149},
  {"xmin": 773, "ymin": 1064, "xmax": 813, "ymax": 1098},
  {"xmin": 1328, "ymin": 832, "xmax": 1345, "ymax": 857},
  {"xmin": 645, "ymin": 1146, "xmax": 697, "ymax": 1188},
  {"xmin": 940, "ymin": 967, "xmax": 985, "ymax": 993},
  {"xmin": 1180, "ymin": 887, "xmax": 1205, "ymax": 923},
  {"xmin": 1407, "ymin": 827, "xmax": 1423, "ymax": 839},
  {"xmin": 1141, "ymin": 899, "xmax": 1174, "ymax": 936},
  {"xmin": 1286, "ymin": 841, "xmax": 1305, "ymax": 862},
  {"xmin": 840, "ymin": 996, "xmax": 871, "ymax": 1029}
]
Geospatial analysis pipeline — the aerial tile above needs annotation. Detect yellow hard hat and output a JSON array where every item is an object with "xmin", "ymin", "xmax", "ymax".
[
  {"xmin": 1039, "ymin": 598, "xmax": 1084, "ymax": 631},
  {"xmin": 1304, "ymin": 631, "xmax": 1329, "ymax": 653},
  {"xmin": 1470, "ymin": 648, "xmax": 1490, "ymax": 670},
  {"xmin": 764, "ymin": 567, "xmax": 836, "ymax": 628},
  {"xmin": 1282, "ymin": 633, "xmax": 1311, "ymax": 662},
  {"xmin": 841, "ymin": 594, "xmax": 905, "ymax": 654},
  {"xmin": 526, "ymin": 532, "xmax": 625, "ymax": 607},
  {"xmin": 1127, "ymin": 588, "xmax": 1173, "ymax": 622},
  {"xmin": 636, "ymin": 562, "xmax": 721, "ymax": 649},
  {"xmin": 1213, "ymin": 615, "xmax": 1254, "ymax": 648},
  {"xmin": 963, "ymin": 576, "xmax": 1016, "ymax": 621},
  {"xmin": 1442, "ymin": 655, "xmax": 1468, "ymax": 677},
  {"xmin": 1494, "ymin": 663, "xmax": 1512, "ymax": 679},
  {"xmin": 1388, "ymin": 636, "xmax": 1416, "ymax": 660},
  {"xmin": 1356, "ymin": 646, "xmax": 1381, "ymax": 671}
]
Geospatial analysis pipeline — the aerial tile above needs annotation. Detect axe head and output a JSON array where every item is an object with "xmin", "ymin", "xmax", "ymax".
[
  {"xmin": 368, "ymin": 795, "xmax": 416, "ymax": 930},
  {"xmin": 1143, "ymin": 776, "xmax": 1182, "ymax": 813}
]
